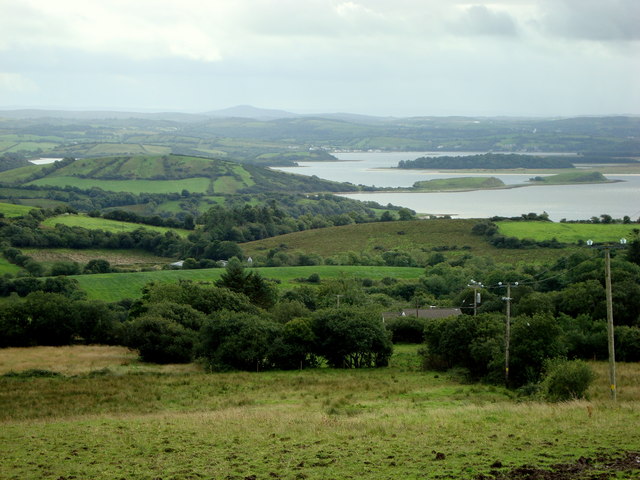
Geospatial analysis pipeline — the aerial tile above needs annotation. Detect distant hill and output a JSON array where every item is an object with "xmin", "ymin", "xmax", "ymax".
[
  {"xmin": 205, "ymin": 105, "xmax": 299, "ymax": 120},
  {"xmin": 0, "ymin": 154, "xmax": 359, "ymax": 194}
]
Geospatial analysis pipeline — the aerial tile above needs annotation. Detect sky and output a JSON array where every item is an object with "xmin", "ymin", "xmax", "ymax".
[{"xmin": 0, "ymin": 0, "xmax": 638, "ymax": 117}]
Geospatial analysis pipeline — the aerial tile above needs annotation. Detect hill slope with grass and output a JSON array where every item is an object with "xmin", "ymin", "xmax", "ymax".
[
  {"xmin": 241, "ymin": 219, "xmax": 576, "ymax": 264},
  {"xmin": 0, "ymin": 154, "xmax": 359, "ymax": 194}
]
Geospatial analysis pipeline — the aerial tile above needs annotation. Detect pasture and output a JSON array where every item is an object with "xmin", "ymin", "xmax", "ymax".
[
  {"xmin": 28, "ymin": 176, "xmax": 212, "ymax": 194},
  {"xmin": 497, "ymin": 221, "xmax": 639, "ymax": 244},
  {"xmin": 22, "ymin": 248, "xmax": 173, "ymax": 269},
  {"xmin": 72, "ymin": 265, "xmax": 425, "ymax": 302},
  {"xmin": 0, "ymin": 345, "xmax": 638, "ymax": 480},
  {"xmin": 41, "ymin": 214, "xmax": 192, "ymax": 237},
  {"xmin": 241, "ymin": 219, "xmax": 577, "ymax": 264},
  {"xmin": 0, "ymin": 201, "xmax": 35, "ymax": 217}
]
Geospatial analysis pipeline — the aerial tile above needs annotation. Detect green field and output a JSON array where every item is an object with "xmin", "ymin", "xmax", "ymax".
[
  {"xmin": 72, "ymin": 265, "xmax": 424, "ymax": 301},
  {"xmin": 242, "ymin": 219, "xmax": 576, "ymax": 264},
  {"xmin": 28, "ymin": 176, "xmax": 212, "ymax": 194},
  {"xmin": 42, "ymin": 214, "xmax": 191, "ymax": 237},
  {"xmin": 0, "ymin": 345, "xmax": 638, "ymax": 480},
  {"xmin": 0, "ymin": 164, "xmax": 46, "ymax": 183},
  {"xmin": 497, "ymin": 221, "xmax": 639, "ymax": 243},
  {"xmin": 0, "ymin": 257, "xmax": 21, "ymax": 274},
  {"xmin": 0, "ymin": 201, "xmax": 35, "ymax": 217}
]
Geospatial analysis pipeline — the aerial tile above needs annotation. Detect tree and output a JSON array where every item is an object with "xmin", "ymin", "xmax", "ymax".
[
  {"xmin": 83, "ymin": 259, "xmax": 111, "ymax": 274},
  {"xmin": 126, "ymin": 315, "xmax": 196, "ymax": 364},
  {"xmin": 311, "ymin": 306, "xmax": 393, "ymax": 368},
  {"xmin": 216, "ymin": 258, "xmax": 277, "ymax": 309},
  {"xmin": 198, "ymin": 311, "xmax": 282, "ymax": 371}
]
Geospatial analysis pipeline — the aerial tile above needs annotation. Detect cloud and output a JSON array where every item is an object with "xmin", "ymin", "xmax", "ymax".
[
  {"xmin": 0, "ymin": 73, "xmax": 38, "ymax": 93},
  {"xmin": 536, "ymin": 0, "xmax": 640, "ymax": 41},
  {"xmin": 0, "ymin": 0, "xmax": 224, "ymax": 62},
  {"xmin": 450, "ymin": 5, "xmax": 519, "ymax": 37}
]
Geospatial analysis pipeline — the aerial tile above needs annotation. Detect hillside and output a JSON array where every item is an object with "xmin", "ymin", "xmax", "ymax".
[
  {"xmin": 0, "ymin": 154, "xmax": 359, "ymax": 194},
  {"xmin": 241, "ymin": 219, "xmax": 575, "ymax": 264}
]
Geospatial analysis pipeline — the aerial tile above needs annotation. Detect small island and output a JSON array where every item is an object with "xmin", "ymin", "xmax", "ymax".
[
  {"xmin": 527, "ymin": 171, "xmax": 614, "ymax": 185},
  {"xmin": 410, "ymin": 176, "xmax": 505, "ymax": 192}
]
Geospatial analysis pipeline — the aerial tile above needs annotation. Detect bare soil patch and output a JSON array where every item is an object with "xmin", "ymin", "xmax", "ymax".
[
  {"xmin": 476, "ymin": 451, "xmax": 640, "ymax": 480},
  {"xmin": 24, "ymin": 248, "xmax": 172, "ymax": 266}
]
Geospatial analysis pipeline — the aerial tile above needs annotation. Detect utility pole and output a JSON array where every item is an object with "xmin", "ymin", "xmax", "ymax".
[
  {"xmin": 604, "ymin": 246, "xmax": 616, "ymax": 401},
  {"xmin": 499, "ymin": 281, "xmax": 517, "ymax": 387},
  {"xmin": 336, "ymin": 294, "xmax": 343, "ymax": 308},
  {"xmin": 587, "ymin": 238, "xmax": 627, "ymax": 401},
  {"xmin": 467, "ymin": 280, "xmax": 483, "ymax": 316}
]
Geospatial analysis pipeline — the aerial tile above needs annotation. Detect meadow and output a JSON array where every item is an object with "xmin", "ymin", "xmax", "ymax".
[
  {"xmin": 0, "ymin": 201, "xmax": 36, "ymax": 217},
  {"xmin": 42, "ymin": 214, "xmax": 192, "ymax": 237},
  {"xmin": 72, "ymin": 265, "xmax": 425, "ymax": 301},
  {"xmin": 22, "ymin": 248, "xmax": 173, "ymax": 269},
  {"xmin": 0, "ymin": 345, "xmax": 638, "ymax": 480},
  {"xmin": 496, "ymin": 221, "xmax": 639, "ymax": 244},
  {"xmin": 28, "ymin": 176, "xmax": 212, "ymax": 194},
  {"xmin": 242, "ymin": 219, "xmax": 577, "ymax": 264}
]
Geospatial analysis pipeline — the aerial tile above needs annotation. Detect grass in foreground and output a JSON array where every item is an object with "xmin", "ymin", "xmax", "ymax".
[{"xmin": 0, "ymin": 345, "xmax": 638, "ymax": 480}]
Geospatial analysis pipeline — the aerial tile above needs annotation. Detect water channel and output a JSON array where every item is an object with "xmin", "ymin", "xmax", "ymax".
[{"xmin": 275, "ymin": 152, "xmax": 640, "ymax": 221}]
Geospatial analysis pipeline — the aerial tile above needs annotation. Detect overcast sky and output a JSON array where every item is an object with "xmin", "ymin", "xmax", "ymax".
[{"xmin": 0, "ymin": 0, "xmax": 638, "ymax": 117}]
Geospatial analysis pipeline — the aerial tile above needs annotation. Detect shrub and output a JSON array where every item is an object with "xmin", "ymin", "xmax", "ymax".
[
  {"xmin": 541, "ymin": 359, "xmax": 595, "ymax": 401},
  {"xmin": 615, "ymin": 326, "xmax": 640, "ymax": 362},
  {"xmin": 311, "ymin": 306, "xmax": 393, "ymax": 368},
  {"xmin": 126, "ymin": 315, "xmax": 196, "ymax": 364},
  {"xmin": 198, "ymin": 311, "xmax": 282, "ymax": 371},
  {"xmin": 385, "ymin": 316, "xmax": 427, "ymax": 343}
]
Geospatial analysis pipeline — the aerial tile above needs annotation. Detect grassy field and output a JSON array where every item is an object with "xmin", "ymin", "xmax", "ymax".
[
  {"xmin": 0, "ymin": 345, "xmax": 638, "ymax": 480},
  {"xmin": 0, "ymin": 201, "xmax": 35, "ymax": 217},
  {"xmin": 72, "ymin": 265, "xmax": 425, "ymax": 301},
  {"xmin": 28, "ymin": 176, "xmax": 212, "ymax": 194},
  {"xmin": 0, "ymin": 257, "xmax": 22, "ymax": 275},
  {"xmin": 497, "ymin": 221, "xmax": 639, "ymax": 243},
  {"xmin": 22, "ymin": 248, "xmax": 173, "ymax": 268},
  {"xmin": 42, "ymin": 214, "xmax": 191, "ymax": 237},
  {"xmin": 242, "ymin": 219, "xmax": 577, "ymax": 264}
]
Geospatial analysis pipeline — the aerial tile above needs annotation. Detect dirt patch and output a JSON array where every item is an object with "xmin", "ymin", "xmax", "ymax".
[
  {"xmin": 475, "ymin": 451, "xmax": 640, "ymax": 480},
  {"xmin": 24, "ymin": 248, "xmax": 172, "ymax": 266}
]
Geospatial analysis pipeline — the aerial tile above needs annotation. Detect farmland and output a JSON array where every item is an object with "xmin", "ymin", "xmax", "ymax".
[
  {"xmin": 29, "ymin": 176, "xmax": 213, "ymax": 194},
  {"xmin": 242, "ymin": 219, "xmax": 578, "ymax": 264},
  {"xmin": 496, "ymin": 221, "xmax": 639, "ymax": 243},
  {"xmin": 72, "ymin": 265, "xmax": 425, "ymax": 302},
  {"xmin": 42, "ymin": 214, "xmax": 192, "ymax": 237},
  {"xmin": 0, "ymin": 201, "xmax": 35, "ymax": 217},
  {"xmin": 0, "ymin": 345, "xmax": 639, "ymax": 480}
]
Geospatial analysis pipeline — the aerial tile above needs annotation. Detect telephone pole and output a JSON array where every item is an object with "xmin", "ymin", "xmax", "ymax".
[
  {"xmin": 467, "ymin": 280, "xmax": 483, "ymax": 317},
  {"xmin": 499, "ymin": 281, "xmax": 517, "ymax": 387},
  {"xmin": 587, "ymin": 238, "xmax": 627, "ymax": 401}
]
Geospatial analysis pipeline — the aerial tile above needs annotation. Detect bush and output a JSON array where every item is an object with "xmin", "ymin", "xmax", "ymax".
[
  {"xmin": 126, "ymin": 316, "xmax": 196, "ymax": 364},
  {"xmin": 198, "ymin": 311, "xmax": 282, "ymax": 371},
  {"xmin": 312, "ymin": 306, "xmax": 393, "ymax": 368},
  {"xmin": 541, "ymin": 359, "xmax": 595, "ymax": 401},
  {"xmin": 385, "ymin": 316, "xmax": 427, "ymax": 343},
  {"xmin": 615, "ymin": 326, "xmax": 640, "ymax": 362}
]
